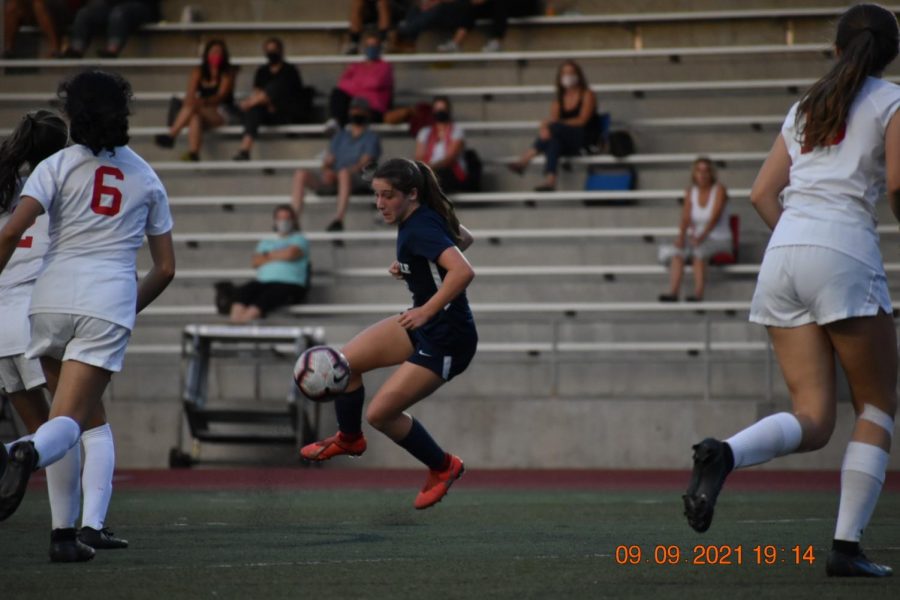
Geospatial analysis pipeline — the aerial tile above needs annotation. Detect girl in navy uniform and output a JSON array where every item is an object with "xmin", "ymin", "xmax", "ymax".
[{"xmin": 301, "ymin": 158, "xmax": 476, "ymax": 510}]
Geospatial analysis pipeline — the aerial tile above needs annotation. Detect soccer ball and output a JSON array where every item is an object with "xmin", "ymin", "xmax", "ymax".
[{"xmin": 293, "ymin": 346, "xmax": 350, "ymax": 401}]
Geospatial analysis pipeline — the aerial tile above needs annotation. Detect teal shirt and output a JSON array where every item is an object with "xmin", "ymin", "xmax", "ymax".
[{"xmin": 255, "ymin": 233, "xmax": 309, "ymax": 287}]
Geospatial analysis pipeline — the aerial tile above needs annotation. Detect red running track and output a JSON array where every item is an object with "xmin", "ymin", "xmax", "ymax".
[{"xmin": 28, "ymin": 469, "xmax": 900, "ymax": 492}]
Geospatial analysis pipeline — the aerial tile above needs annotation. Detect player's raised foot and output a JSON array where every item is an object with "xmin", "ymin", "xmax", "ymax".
[
  {"xmin": 0, "ymin": 441, "xmax": 38, "ymax": 522},
  {"xmin": 683, "ymin": 438, "xmax": 732, "ymax": 533},
  {"xmin": 826, "ymin": 548, "xmax": 893, "ymax": 577},
  {"xmin": 49, "ymin": 528, "xmax": 96, "ymax": 562},
  {"xmin": 300, "ymin": 432, "xmax": 367, "ymax": 462},
  {"xmin": 79, "ymin": 526, "xmax": 129, "ymax": 549},
  {"xmin": 414, "ymin": 454, "xmax": 465, "ymax": 510}
]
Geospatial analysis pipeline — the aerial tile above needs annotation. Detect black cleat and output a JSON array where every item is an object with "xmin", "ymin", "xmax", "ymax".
[
  {"xmin": 49, "ymin": 528, "xmax": 96, "ymax": 562},
  {"xmin": 79, "ymin": 526, "xmax": 129, "ymax": 549},
  {"xmin": 0, "ymin": 441, "xmax": 38, "ymax": 522},
  {"xmin": 826, "ymin": 549, "xmax": 893, "ymax": 577},
  {"xmin": 683, "ymin": 438, "xmax": 731, "ymax": 533}
]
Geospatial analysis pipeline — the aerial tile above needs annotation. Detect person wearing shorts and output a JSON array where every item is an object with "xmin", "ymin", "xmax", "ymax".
[
  {"xmin": 229, "ymin": 204, "xmax": 309, "ymax": 323},
  {"xmin": 291, "ymin": 97, "xmax": 382, "ymax": 231},
  {"xmin": 0, "ymin": 72, "xmax": 176, "ymax": 559},
  {"xmin": 300, "ymin": 158, "xmax": 476, "ymax": 510},
  {"xmin": 682, "ymin": 4, "xmax": 900, "ymax": 578}
]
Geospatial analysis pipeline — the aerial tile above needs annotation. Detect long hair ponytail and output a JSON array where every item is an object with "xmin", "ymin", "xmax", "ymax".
[
  {"xmin": 372, "ymin": 158, "xmax": 463, "ymax": 244},
  {"xmin": 0, "ymin": 109, "xmax": 68, "ymax": 213},
  {"xmin": 797, "ymin": 3, "xmax": 899, "ymax": 150}
]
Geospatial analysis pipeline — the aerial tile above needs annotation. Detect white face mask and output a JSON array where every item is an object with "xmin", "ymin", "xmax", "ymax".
[
  {"xmin": 560, "ymin": 74, "xmax": 578, "ymax": 89},
  {"xmin": 275, "ymin": 220, "xmax": 294, "ymax": 234}
]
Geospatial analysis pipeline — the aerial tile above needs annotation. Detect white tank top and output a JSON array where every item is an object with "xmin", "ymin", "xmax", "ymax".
[
  {"xmin": 689, "ymin": 183, "xmax": 730, "ymax": 241},
  {"xmin": 767, "ymin": 77, "xmax": 900, "ymax": 271}
]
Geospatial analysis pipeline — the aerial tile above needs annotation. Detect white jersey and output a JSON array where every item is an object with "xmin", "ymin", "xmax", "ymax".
[
  {"xmin": 0, "ymin": 186, "xmax": 49, "ymax": 356},
  {"xmin": 768, "ymin": 77, "xmax": 900, "ymax": 271},
  {"xmin": 21, "ymin": 144, "xmax": 173, "ymax": 330},
  {"xmin": 688, "ymin": 183, "xmax": 730, "ymax": 242}
]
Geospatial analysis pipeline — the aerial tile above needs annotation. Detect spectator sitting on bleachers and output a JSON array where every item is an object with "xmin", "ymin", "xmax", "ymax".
[
  {"xmin": 292, "ymin": 97, "xmax": 382, "ymax": 232},
  {"xmin": 414, "ymin": 95, "xmax": 471, "ymax": 192},
  {"xmin": 344, "ymin": 0, "xmax": 405, "ymax": 55},
  {"xmin": 658, "ymin": 157, "xmax": 731, "ymax": 303},
  {"xmin": 437, "ymin": 0, "xmax": 542, "ymax": 53},
  {"xmin": 395, "ymin": 0, "xmax": 470, "ymax": 50},
  {"xmin": 3, "ymin": 0, "xmax": 82, "ymax": 58},
  {"xmin": 233, "ymin": 37, "xmax": 305, "ymax": 161},
  {"xmin": 508, "ymin": 59, "xmax": 598, "ymax": 191},
  {"xmin": 62, "ymin": 0, "xmax": 159, "ymax": 58},
  {"xmin": 326, "ymin": 31, "xmax": 394, "ymax": 131},
  {"xmin": 229, "ymin": 204, "xmax": 310, "ymax": 323},
  {"xmin": 154, "ymin": 39, "xmax": 236, "ymax": 162}
]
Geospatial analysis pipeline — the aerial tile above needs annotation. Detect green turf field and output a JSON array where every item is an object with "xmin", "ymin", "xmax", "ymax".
[{"xmin": 2, "ymin": 488, "xmax": 898, "ymax": 599}]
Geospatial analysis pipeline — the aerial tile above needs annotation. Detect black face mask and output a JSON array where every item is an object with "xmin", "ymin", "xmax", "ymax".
[
  {"xmin": 350, "ymin": 114, "xmax": 368, "ymax": 126},
  {"xmin": 433, "ymin": 110, "xmax": 450, "ymax": 123},
  {"xmin": 266, "ymin": 51, "xmax": 282, "ymax": 65}
]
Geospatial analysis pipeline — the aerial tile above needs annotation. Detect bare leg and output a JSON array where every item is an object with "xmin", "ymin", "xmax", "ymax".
[
  {"xmin": 692, "ymin": 256, "xmax": 706, "ymax": 299},
  {"xmin": 341, "ymin": 315, "xmax": 416, "ymax": 392},
  {"xmin": 32, "ymin": 0, "xmax": 63, "ymax": 54},
  {"xmin": 767, "ymin": 323, "xmax": 837, "ymax": 451},
  {"xmin": 366, "ymin": 363, "xmax": 444, "ymax": 441},
  {"xmin": 336, "ymin": 168, "xmax": 352, "ymax": 223},
  {"xmin": 8, "ymin": 388, "xmax": 50, "ymax": 433},
  {"xmin": 667, "ymin": 255, "xmax": 685, "ymax": 296}
]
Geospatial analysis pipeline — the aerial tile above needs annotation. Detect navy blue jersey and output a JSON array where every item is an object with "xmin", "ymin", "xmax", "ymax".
[{"xmin": 396, "ymin": 204, "xmax": 475, "ymax": 343}]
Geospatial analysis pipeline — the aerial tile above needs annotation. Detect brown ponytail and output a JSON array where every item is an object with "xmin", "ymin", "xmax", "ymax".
[
  {"xmin": 372, "ymin": 158, "xmax": 463, "ymax": 244},
  {"xmin": 0, "ymin": 110, "xmax": 68, "ymax": 213},
  {"xmin": 797, "ymin": 3, "xmax": 899, "ymax": 150}
]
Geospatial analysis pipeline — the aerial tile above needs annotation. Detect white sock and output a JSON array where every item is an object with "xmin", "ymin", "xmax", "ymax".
[
  {"xmin": 834, "ymin": 441, "xmax": 889, "ymax": 542},
  {"xmin": 80, "ymin": 423, "xmax": 115, "ymax": 530},
  {"xmin": 725, "ymin": 412, "xmax": 803, "ymax": 469},
  {"xmin": 4, "ymin": 433, "xmax": 34, "ymax": 453},
  {"xmin": 32, "ymin": 416, "xmax": 81, "ymax": 468},
  {"xmin": 46, "ymin": 443, "xmax": 82, "ymax": 530}
]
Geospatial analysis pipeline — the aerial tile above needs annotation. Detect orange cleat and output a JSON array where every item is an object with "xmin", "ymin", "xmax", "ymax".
[
  {"xmin": 300, "ymin": 432, "xmax": 367, "ymax": 462},
  {"xmin": 414, "ymin": 454, "xmax": 465, "ymax": 510}
]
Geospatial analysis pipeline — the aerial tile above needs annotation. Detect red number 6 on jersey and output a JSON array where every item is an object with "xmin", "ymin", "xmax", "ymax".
[{"xmin": 91, "ymin": 165, "xmax": 125, "ymax": 216}]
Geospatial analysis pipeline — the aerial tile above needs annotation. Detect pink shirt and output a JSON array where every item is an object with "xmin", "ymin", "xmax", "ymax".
[{"xmin": 337, "ymin": 60, "xmax": 394, "ymax": 114}]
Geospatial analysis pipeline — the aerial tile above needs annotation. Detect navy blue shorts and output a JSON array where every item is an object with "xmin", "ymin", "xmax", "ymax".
[{"xmin": 406, "ymin": 327, "xmax": 477, "ymax": 381}]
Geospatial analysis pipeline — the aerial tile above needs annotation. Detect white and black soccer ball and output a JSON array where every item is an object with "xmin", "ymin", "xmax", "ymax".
[{"xmin": 293, "ymin": 346, "xmax": 350, "ymax": 401}]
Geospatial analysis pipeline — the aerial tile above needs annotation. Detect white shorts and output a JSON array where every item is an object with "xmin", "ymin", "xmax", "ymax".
[
  {"xmin": 25, "ymin": 313, "xmax": 131, "ymax": 373},
  {"xmin": 750, "ymin": 245, "xmax": 892, "ymax": 328},
  {"xmin": 0, "ymin": 354, "xmax": 45, "ymax": 393},
  {"xmin": 658, "ymin": 237, "xmax": 732, "ymax": 263}
]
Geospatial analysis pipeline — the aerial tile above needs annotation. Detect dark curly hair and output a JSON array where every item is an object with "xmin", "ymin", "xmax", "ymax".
[
  {"xmin": 0, "ymin": 109, "xmax": 68, "ymax": 213},
  {"xmin": 58, "ymin": 70, "xmax": 132, "ymax": 155}
]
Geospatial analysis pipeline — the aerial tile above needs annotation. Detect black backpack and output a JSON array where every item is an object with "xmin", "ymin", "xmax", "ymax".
[{"xmin": 609, "ymin": 130, "xmax": 636, "ymax": 158}]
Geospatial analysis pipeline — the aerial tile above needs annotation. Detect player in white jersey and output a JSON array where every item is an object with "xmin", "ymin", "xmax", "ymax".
[
  {"xmin": 0, "ymin": 72, "xmax": 176, "ymax": 552},
  {"xmin": 0, "ymin": 109, "xmax": 132, "ymax": 561},
  {"xmin": 683, "ymin": 4, "xmax": 899, "ymax": 577}
]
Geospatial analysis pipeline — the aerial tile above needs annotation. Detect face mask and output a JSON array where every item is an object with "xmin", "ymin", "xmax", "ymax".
[
  {"xmin": 275, "ymin": 220, "xmax": 294, "ymax": 234},
  {"xmin": 266, "ymin": 51, "xmax": 282, "ymax": 65},
  {"xmin": 433, "ymin": 110, "xmax": 450, "ymax": 123},
  {"xmin": 350, "ymin": 114, "xmax": 368, "ymax": 126},
  {"xmin": 207, "ymin": 54, "xmax": 223, "ymax": 68},
  {"xmin": 560, "ymin": 74, "xmax": 578, "ymax": 88},
  {"xmin": 364, "ymin": 46, "xmax": 381, "ymax": 61}
]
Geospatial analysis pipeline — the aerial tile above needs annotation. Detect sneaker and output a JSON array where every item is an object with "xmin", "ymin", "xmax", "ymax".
[
  {"xmin": 325, "ymin": 219, "xmax": 344, "ymax": 232},
  {"xmin": 414, "ymin": 454, "xmax": 465, "ymax": 510},
  {"xmin": 342, "ymin": 42, "xmax": 359, "ymax": 56},
  {"xmin": 180, "ymin": 151, "xmax": 200, "ymax": 162},
  {"xmin": 154, "ymin": 133, "xmax": 175, "ymax": 149},
  {"xmin": 437, "ymin": 40, "xmax": 459, "ymax": 53},
  {"xmin": 658, "ymin": 293, "xmax": 678, "ymax": 302},
  {"xmin": 481, "ymin": 39, "xmax": 501, "ymax": 53},
  {"xmin": 49, "ymin": 528, "xmax": 96, "ymax": 562},
  {"xmin": 300, "ymin": 432, "xmax": 367, "ymax": 462},
  {"xmin": 0, "ymin": 441, "xmax": 37, "ymax": 522},
  {"xmin": 79, "ymin": 526, "xmax": 128, "ymax": 549},
  {"xmin": 826, "ymin": 549, "xmax": 892, "ymax": 577},
  {"xmin": 232, "ymin": 150, "xmax": 250, "ymax": 161},
  {"xmin": 683, "ymin": 438, "xmax": 731, "ymax": 533}
]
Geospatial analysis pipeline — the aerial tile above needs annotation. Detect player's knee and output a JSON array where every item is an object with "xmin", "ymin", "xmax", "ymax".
[{"xmin": 365, "ymin": 406, "xmax": 389, "ymax": 431}]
